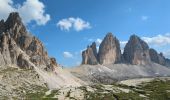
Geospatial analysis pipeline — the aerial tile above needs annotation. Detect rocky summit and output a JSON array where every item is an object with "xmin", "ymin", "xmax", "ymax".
[
  {"xmin": 123, "ymin": 35, "xmax": 151, "ymax": 65},
  {"xmin": 82, "ymin": 33, "xmax": 121, "ymax": 65},
  {"xmin": 82, "ymin": 42, "xmax": 98, "ymax": 65},
  {"xmin": 149, "ymin": 48, "xmax": 170, "ymax": 67},
  {"xmin": 98, "ymin": 33, "xmax": 121, "ymax": 64},
  {"xmin": 0, "ymin": 12, "xmax": 58, "ymax": 70},
  {"xmin": 82, "ymin": 33, "xmax": 170, "ymax": 67}
]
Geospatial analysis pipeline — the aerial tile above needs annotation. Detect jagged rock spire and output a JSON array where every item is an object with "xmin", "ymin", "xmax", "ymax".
[
  {"xmin": 123, "ymin": 35, "xmax": 151, "ymax": 65},
  {"xmin": 98, "ymin": 33, "xmax": 121, "ymax": 65},
  {"xmin": 82, "ymin": 33, "xmax": 121, "ymax": 65},
  {"xmin": 82, "ymin": 42, "xmax": 98, "ymax": 65}
]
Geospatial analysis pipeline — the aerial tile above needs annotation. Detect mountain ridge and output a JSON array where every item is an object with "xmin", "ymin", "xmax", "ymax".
[
  {"xmin": 0, "ymin": 12, "xmax": 58, "ymax": 71},
  {"xmin": 82, "ymin": 33, "xmax": 170, "ymax": 67}
]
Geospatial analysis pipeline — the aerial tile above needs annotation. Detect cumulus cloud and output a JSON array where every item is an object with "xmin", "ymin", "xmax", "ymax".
[
  {"xmin": 120, "ymin": 41, "xmax": 127, "ymax": 46},
  {"xmin": 57, "ymin": 17, "xmax": 91, "ymax": 31},
  {"xmin": 142, "ymin": 33, "xmax": 170, "ymax": 46},
  {"xmin": 0, "ymin": 0, "xmax": 50, "ymax": 25},
  {"xmin": 63, "ymin": 51, "xmax": 73, "ymax": 58},
  {"xmin": 95, "ymin": 38, "xmax": 102, "ymax": 45},
  {"xmin": 18, "ymin": 0, "xmax": 50, "ymax": 25},
  {"xmin": 87, "ymin": 38, "xmax": 102, "ymax": 45},
  {"xmin": 120, "ymin": 41, "xmax": 127, "ymax": 53},
  {"xmin": 163, "ymin": 50, "xmax": 170, "ymax": 58},
  {"xmin": 0, "ymin": 0, "xmax": 15, "ymax": 19}
]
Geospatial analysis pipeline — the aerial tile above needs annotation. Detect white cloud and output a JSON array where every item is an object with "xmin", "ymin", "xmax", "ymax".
[
  {"xmin": 56, "ymin": 18, "xmax": 72, "ymax": 31},
  {"xmin": 120, "ymin": 41, "xmax": 127, "ymax": 53},
  {"xmin": 0, "ymin": 0, "xmax": 50, "ymax": 25},
  {"xmin": 87, "ymin": 38, "xmax": 102, "ymax": 45},
  {"xmin": 142, "ymin": 33, "xmax": 170, "ymax": 46},
  {"xmin": 0, "ymin": 0, "xmax": 15, "ymax": 20},
  {"xmin": 96, "ymin": 38, "xmax": 102, "ymax": 45},
  {"xmin": 120, "ymin": 41, "xmax": 127, "ymax": 46},
  {"xmin": 63, "ymin": 51, "xmax": 73, "ymax": 58},
  {"xmin": 163, "ymin": 50, "xmax": 170, "ymax": 58},
  {"xmin": 18, "ymin": 0, "xmax": 50, "ymax": 25},
  {"xmin": 96, "ymin": 46, "xmax": 99, "ymax": 52},
  {"xmin": 141, "ymin": 16, "xmax": 148, "ymax": 21},
  {"xmin": 57, "ymin": 17, "xmax": 91, "ymax": 31}
]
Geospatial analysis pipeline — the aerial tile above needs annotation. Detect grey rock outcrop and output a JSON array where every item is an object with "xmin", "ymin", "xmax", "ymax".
[
  {"xmin": 149, "ymin": 49, "xmax": 165, "ymax": 65},
  {"xmin": 82, "ymin": 33, "xmax": 170, "ymax": 68},
  {"xmin": 0, "ymin": 12, "xmax": 58, "ymax": 70},
  {"xmin": 165, "ymin": 59, "xmax": 170, "ymax": 67},
  {"xmin": 82, "ymin": 33, "xmax": 121, "ymax": 65},
  {"xmin": 90, "ymin": 42, "xmax": 97, "ymax": 58},
  {"xmin": 123, "ymin": 35, "xmax": 151, "ymax": 65},
  {"xmin": 98, "ymin": 33, "xmax": 121, "ymax": 65},
  {"xmin": 149, "ymin": 48, "xmax": 170, "ymax": 67},
  {"xmin": 82, "ymin": 42, "xmax": 98, "ymax": 65}
]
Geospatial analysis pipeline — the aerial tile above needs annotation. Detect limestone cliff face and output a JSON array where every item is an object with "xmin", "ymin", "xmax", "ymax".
[
  {"xmin": 82, "ymin": 33, "xmax": 121, "ymax": 65},
  {"xmin": 82, "ymin": 33, "xmax": 170, "ymax": 67},
  {"xmin": 123, "ymin": 35, "xmax": 151, "ymax": 65},
  {"xmin": 0, "ymin": 12, "xmax": 58, "ymax": 70},
  {"xmin": 82, "ymin": 42, "xmax": 98, "ymax": 65},
  {"xmin": 149, "ymin": 48, "xmax": 170, "ymax": 67},
  {"xmin": 98, "ymin": 33, "xmax": 121, "ymax": 65}
]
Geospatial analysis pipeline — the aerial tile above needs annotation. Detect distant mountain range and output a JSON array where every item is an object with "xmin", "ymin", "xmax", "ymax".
[
  {"xmin": 68, "ymin": 33, "xmax": 170, "ymax": 84},
  {"xmin": 82, "ymin": 32, "xmax": 170, "ymax": 67}
]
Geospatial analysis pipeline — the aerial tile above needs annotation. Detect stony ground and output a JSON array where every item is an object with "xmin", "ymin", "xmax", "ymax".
[
  {"xmin": 1, "ymin": 66, "xmax": 170, "ymax": 100},
  {"xmin": 0, "ymin": 66, "xmax": 47, "ymax": 99},
  {"xmin": 5, "ymin": 77, "xmax": 168, "ymax": 100},
  {"xmin": 46, "ymin": 77, "xmax": 170, "ymax": 100}
]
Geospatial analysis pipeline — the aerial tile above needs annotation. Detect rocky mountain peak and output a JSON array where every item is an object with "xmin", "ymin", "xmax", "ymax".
[
  {"xmin": 130, "ymin": 35, "xmax": 149, "ymax": 50},
  {"xmin": 90, "ymin": 42, "xmax": 97, "ymax": 58},
  {"xmin": 149, "ymin": 48, "xmax": 167, "ymax": 66},
  {"xmin": 4, "ymin": 12, "xmax": 26, "ymax": 33},
  {"xmin": 123, "ymin": 34, "xmax": 150, "ymax": 65},
  {"xmin": 82, "ymin": 42, "xmax": 98, "ymax": 65},
  {"xmin": 98, "ymin": 33, "xmax": 121, "ymax": 65},
  {"xmin": 82, "ymin": 33, "xmax": 121, "ymax": 65},
  {"xmin": 0, "ymin": 12, "xmax": 58, "ymax": 71},
  {"xmin": 6, "ymin": 12, "xmax": 22, "ymax": 25}
]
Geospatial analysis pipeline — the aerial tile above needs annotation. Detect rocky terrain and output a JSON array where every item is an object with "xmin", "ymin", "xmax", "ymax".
[
  {"xmin": 82, "ymin": 33, "xmax": 122, "ymax": 65},
  {"xmin": 79, "ymin": 32, "xmax": 170, "ymax": 87},
  {"xmin": 10, "ymin": 77, "xmax": 170, "ymax": 100},
  {"xmin": 123, "ymin": 35, "xmax": 151, "ymax": 65},
  {"xmin": 0, "ymin": 12, "xmax": 58, "ymax": 70},
  {"xmin": 0, "ymin": 12, "xmax": 85, "ymax": 99}
]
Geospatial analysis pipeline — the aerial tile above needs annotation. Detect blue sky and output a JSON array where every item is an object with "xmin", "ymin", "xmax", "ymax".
[{"xmin": 1, "ymin": 0, "xmax": 170, "ymax": 67}]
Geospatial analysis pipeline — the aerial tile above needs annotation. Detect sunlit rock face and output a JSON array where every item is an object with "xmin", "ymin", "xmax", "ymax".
[
  {"xmin": 82, "ymin": 42, "xmax": 98, "ymax": 65},
  {"xmin": 98, "ymin": 33, "xmax": 121, "ymax": 65},
  {"xmin": 0, "ymin": 12, "xmax": 58, "ymax": 70},
  {"xmin": 123, "ymin": 35, "xmax": 151, "ymax": 65},
  {"xmin": 82, "ymin": 33, "xmax": 121, "ymax": 65}
]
